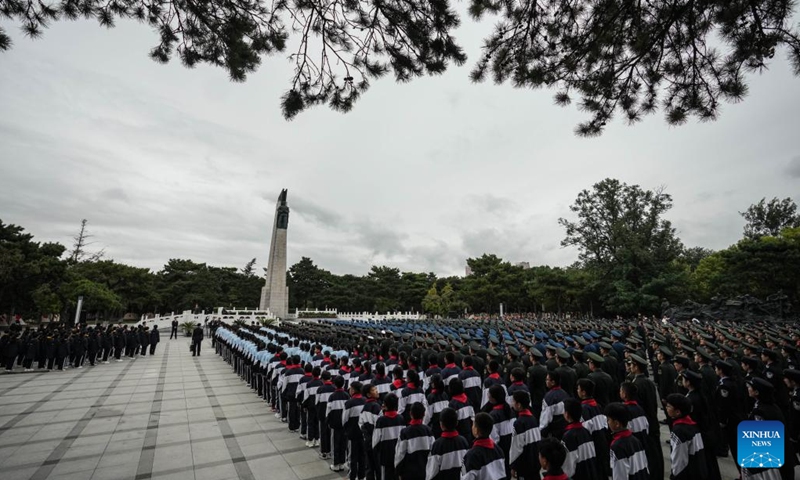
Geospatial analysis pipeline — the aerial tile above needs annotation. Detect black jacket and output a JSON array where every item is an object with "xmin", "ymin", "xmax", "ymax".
[{"xmin": 192, "ymin": 327, "xmax": 204, "ymax": 343}]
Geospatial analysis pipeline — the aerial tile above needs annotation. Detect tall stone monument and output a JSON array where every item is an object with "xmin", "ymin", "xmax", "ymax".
[{"xmin": 259, "ymin": 189, "xmax": 290, "ymax": 318}]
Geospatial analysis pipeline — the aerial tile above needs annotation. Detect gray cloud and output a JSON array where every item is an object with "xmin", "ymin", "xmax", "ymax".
[
  {"xmin": 788, "ymin": 156, "xmax": 800, "ymax": 178},
  {"xmin": 2, "ymin": 18, "xmax": 800, "ymax": 280}
]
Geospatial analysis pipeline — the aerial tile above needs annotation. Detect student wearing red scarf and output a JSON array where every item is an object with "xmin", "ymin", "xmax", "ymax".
[
  {"xmin": 395, "ymin": 402, "xmax": 434, "ymax": 480},
  {"xmin": 426, "ymin": 407, "xmax": 469, "ymax": 480},
  {"xmin": 373, "ymin": 393, "xmax": 405, "ymax": 480},
  {"xmin": 538, "ymin": 437, "xmax": 569, "ymax": 480},
  {"xmin": 664, "ymin": 394, "xmax": 708, "ymax": 480},
  {"xmin": 461, "ymin": 412, "xmax": 507, "ymax": 480}
]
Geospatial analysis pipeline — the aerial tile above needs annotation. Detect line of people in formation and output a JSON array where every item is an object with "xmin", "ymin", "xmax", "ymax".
[
  {"xmin": 0, "ymin": 322, "xmax": 162, "ymax": 372},
  {"xmin": 212, "ymin": 321, "xmax": 799, "ymax": 480}
]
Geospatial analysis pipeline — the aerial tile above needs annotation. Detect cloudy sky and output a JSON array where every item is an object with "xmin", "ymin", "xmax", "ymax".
[{"xmin": 1, "ymin": 15, "xmax": 799, "ymax": 278}]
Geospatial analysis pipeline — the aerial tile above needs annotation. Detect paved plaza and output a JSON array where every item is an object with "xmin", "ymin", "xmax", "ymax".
[
  {"xmin": 0, "ymin": 333, "xmax": 793, "ymax": 480},
  {"xmin": 0, "ymin": 340, "xmax": 348, "ymax": 480}
]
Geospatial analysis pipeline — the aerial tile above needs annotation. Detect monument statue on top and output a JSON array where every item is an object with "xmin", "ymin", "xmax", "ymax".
[{"xmin": 259, "ymin": 189, "xmax": 289, "ymax": 318}]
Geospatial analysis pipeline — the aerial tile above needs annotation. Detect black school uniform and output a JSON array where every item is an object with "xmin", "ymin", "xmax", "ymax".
[
  {"xmin": 426, "ymin": 431, "xmax": 469, "ymax": 480},
  {"xmin": 610, "ymin": 429, "xmax": 649, "ymax": 480},
  {"xmin": 395, "ymin": 420, "xmax": 434, "ymax": 480},
  {"xmin": 461, "ymin": 437, "xmax": 507, "ymax": 480},
  {"xmin": 668, "ymin": 415, "xmax": 707, "ymax": 480},
  {"xmin": 510, "ymin": 409, "xmax": 541, "ymax": 480},
  {"xmin": 562, "ymin": 421, "xmax": 603, "ymax": 480}
]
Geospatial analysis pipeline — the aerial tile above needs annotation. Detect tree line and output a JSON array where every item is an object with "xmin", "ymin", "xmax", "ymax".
[{"xmin": 1, "ymin": 179, "xmax": 798, "ymax": 322}]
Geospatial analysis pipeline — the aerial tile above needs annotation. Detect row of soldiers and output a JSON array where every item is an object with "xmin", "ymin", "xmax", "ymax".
[
  {"xmin": 0, "ymin": 322, "xmax": 162, "ymax": 371},
  {"xmin": 214, "ymin": 317, "xmax": 799, "ymax": 480}
]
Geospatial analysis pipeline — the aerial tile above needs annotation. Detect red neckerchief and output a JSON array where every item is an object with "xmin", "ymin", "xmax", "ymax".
[
  {"xmin": 375, "ymin": 374, "xmax": 385, "ymax": 380},
  {"xmin": 624, "ymin": 400, "xmax": 638, "ymax": 406},
  {"xmin": 464, "ymin": 366, "xmax": 474, "ymax": 371},
  {"xmin": 410, "ymin": 419, "xmax": 423, "ymax": 425},
  {"xmin": 354, "ymin": 367, "xmax": 362, "ymax": 374},
  {"xmin": 390, "ymin": 355, "xmax": 398, "ymax": 361},
  {"xmin": 393, "ymin": 379, "xmax": 405, "ymax": 389},
  {"xmin": 406, "ymin": 382, "xmax": 417, "ymax": 389},
  {"xmin": 673, "ymin": 415, "xmax": 697, "ymax": 426},
  {"xmin": 303, "ymin": 372, "xmax": 312, "ymax": 377},
  {"xmin": 384, "ymin": 411, "xmax": 398, "ymax": 418},
  {"xmin": 323, "ymin": 381, "xmax": 333, "ymax": 385},
  {"xmin": 473, "ymin": 438, "xmax": 495, "ymax": 449},
  {"xmin": 612, "ymin": 429, "xmax": 633, "ymax": 445},
  {"xmin": 581, "ymin": 399, "xmax": 598, "ymax": 407},
  {"xmin": 452, "ymin": 393, "xmax": 467, "ymax": 403},
  {"xmin": 445, "ymin": 363, "xmax": 456, "ymax": 369},
  {"xmin": 512, "ymin": 381, "xmax": 524, "ymax": 386},
  {"xmin": 492, "ymin": 404, "xmax": 505, "ymax": 410},
  {"xmin": 543, "ymin": 472, "xmax": 569, "ymax": 480},
  {"xmin": 340, "ymin": 366, "xmax": 351, "ymax": 373},
  {"xmin": 441, "ymin": 431, "xmax": 459, "ymax": 438},
  {"xmin": 335, "ymin": 388, "xmax": 344, "ymax": 392},
  {"xmin": 366, "ymin": 398, "xmax": 377, "ymax": 403},
  {"xmin": 351, "ymin": 394, "xmax": 363, "ymax": 399},
  {"xmin": 565, "ymin": 421, "xmax": 583, "ymax": 431},
  {"xmin": 488, "ymin": 373, "xmax": 500, "ymax": 380},
  {"xmin": 431, "ymin": 389, "xmax": 440, "ymax": 394},
  {"xmin": 517, "ymin": 409, "xmax": 532, "ymax": 417},
  {"xmin": 550, "ymin": 386, "xmax": 562, "ymax": 391},
  {"xmin": 280, "ymin": 360, "xmax": 287, "ymax": 366},
  {"xmin": 313, "ymin": 376, "xmax": 320, "ymax": 380}
]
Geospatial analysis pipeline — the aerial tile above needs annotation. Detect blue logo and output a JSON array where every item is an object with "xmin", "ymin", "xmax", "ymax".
[{"xmin": 737, "ymin": 420, "xmax": 784, "ymax": 468}]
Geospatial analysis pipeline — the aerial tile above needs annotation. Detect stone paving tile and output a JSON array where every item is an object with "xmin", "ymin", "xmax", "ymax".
[{"xmin": 0, "ymin": 338, "xmax": 347, "ymax": 480}]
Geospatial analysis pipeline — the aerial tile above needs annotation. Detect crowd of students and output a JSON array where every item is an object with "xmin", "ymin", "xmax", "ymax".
[{"xmin": 211, "ymin": 318, "xmax": 799, "ymax": 480}]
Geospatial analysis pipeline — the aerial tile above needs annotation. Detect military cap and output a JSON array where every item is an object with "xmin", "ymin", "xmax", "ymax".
[
  {"xmin": 715, "ymin": 359, "xmax": 734, "ymax": 374},
  {"xmin": 546, "ymin": 345, "xmax": 557, "ymax": 352},
  {"xmin": 486, "ymin": 348, "xmax": 499, "ymax": 357},
  {"xmin": 741, "ymin": 357, "xmax": 760, "ymax": 368},
  {"xmin": 681, "ymin": 345, "xmax": 696, "ymax": 354},
  {"xmin": 598, "ymin": 342, "xmax": 613, "ymax": 350},
  {"xmin": 658, "ymin": 346, "xmax": 674, "ymax": 358},
  {"xmin": 673, "ymin": 355, "xmax": 691, "ymax": 368},
  {"xmin": 529, "ymin": 348, "xmax": 543, "ymax": 359},
  {"xmin": 696, "ymin": 348, "xmax": 714, "ymax": 362},
  {"xmin": 587, "ymin": 352, "xmax": 605, "ymax": 363},
  {"xmin": 747, "ymin": 377, "xmax": 774, "ymax": 393},
  {"xmin": 574, "ymin": 336, "xmax": 588, "ymax": 347},
  {"xmin": 425, "ymin": 338, "xmax": 435, "ymax": 345},
  {"xmin": 681, "ymin": 370, "xmax": 703, "ymax": 384},
  {"xmin": 453, "ymin": 341, "xmax": 463, "ymax": 349},
  {"xmin": 437, "ymin": 339, "xmax": 448, "ymax": 347},
  {"xmin": 469, "ymin": 341, "xmax": 481, "ymax": 351},
  {"xmin": 572, "ymin": 350, "xmax": 585, "ymax": 361},
  {"xmin": 519, "ymin": 339, "xmax": 533, "ymax": 348},
  {"xmin": 556, "ymin": 348, "xmax": 570, "ymax": 360},
  {"xmin": 719, "ymin": 344, "xmax": 734, "ymax": 354},
  {"xmin": 460, "ymin": 333, "xmax": 471, "ymax": 341},
  {"xmin": 627, "ymin": 354, "xmax": 648, "ymax": 367},
  {"xmin": 611, "ymin": 330, "xmax": 623, "ymax": 338},
  {"xmin": 760, "ymin": 348, "xmax": 779, "ymax": 361},
  {"xmin": 507, "ymin": 346, "xmax": 520, "ymax": 358},
  {"xmin": 488, "ymin": 336, "xmax": 499, "ymax": 344},
  {"xmin": 783, "ymin": 369, "xmax": 800, "ymax": 383}
]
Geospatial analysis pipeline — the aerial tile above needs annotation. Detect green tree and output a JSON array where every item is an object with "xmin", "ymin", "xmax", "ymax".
[
  {"xmin": 287, "ymin": 257, "xmax": 334, "ymax": 309},
  {"xmin": 4, "ymin": 1, "xmax": 798, "ymax": 133},
  {"xmin": 559, "ymin": 179, "xmax": 684, "ymax": 314},
  {"xmin": 0, "ymin": 220, "xmax": 67, "ymax": 319},
  {"xmin": 740, "ymin": 197, "xmax": 800, "ymax": 239},
  {"xmin": 422, "ymin": 285, "xmax": 443, "ymax": 316},
  {"xmin": 241, "ymin": 258, "xmax": 257, "ymax": 276}
]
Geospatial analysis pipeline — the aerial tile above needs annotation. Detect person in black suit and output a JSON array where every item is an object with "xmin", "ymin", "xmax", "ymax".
[
  {"xmin": 170, "ymin": 319, "xmax": 179, "ymax": 340},
  {"xmin": 192, "ymin": 323, "xmax": 204, "ymax": 356}
]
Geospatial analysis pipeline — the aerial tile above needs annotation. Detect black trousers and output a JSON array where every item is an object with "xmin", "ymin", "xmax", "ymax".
[
  {"xmin": 4, "ymin": 357, "xmax": 14, "ymax": 371},
  {"xmin": 170, "ymin": 328, "xmax": 178, "ymax": 339},
  {"xmin": 349, "ymin": 434, "xmax": 366, "ymax": 480},
  {"xmin": 47, "ymin": 357, "xmax": 55, "ymax": 370},
  {"xmin": 38, "ymin": 357, "xmax": 46, "ymax": 369},
  {"xmin": 102, "ymin": 347, "xmax": 110, "ymax": 361},
  {"xmin": 23, "ymin": 357, "xmax": 33, "ymax": 369},
  {"xmin": 193, "ymin": 342, "xmax": 201, "ymax": 356},
  {"xmin": 150, "ymin": 344, "xmax": 157, "ymax": 355},
  {"xmin": 307, "ymin": 408, "xmax": 319, "ymax": 441},
  {"xmin": 381, "ymin": 464, "xmax": 397, "ymax": 480},
  {"xmin": 300, "ymin": 404, "xmax": 308, "ymax": 435},
  {"xmin": 332, "ymin": 428, "xmax": 347, "ymax": 465},
  {"xmin": 288, "ymin": 399, "xmax": 300, "ymax": 430},
  {"xmin": 141, "ymin": 343, "xmax": 148, "ymax": 356},
  {"xmin": 365, "ymin": 446, "xmax": 381, "ymax": 480},
  {"xmin": 320, "ymin": 419, "xmax": 331, "ymax": 454}
]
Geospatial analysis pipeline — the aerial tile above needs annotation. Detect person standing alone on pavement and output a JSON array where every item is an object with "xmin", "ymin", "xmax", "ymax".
[
  {"xmin": 170, "ymin": 319, "xmax": 179, "ymax": 339},
  {"xmin": 192, "ymin": 323, "xmax": 204, "ymax": 356}
]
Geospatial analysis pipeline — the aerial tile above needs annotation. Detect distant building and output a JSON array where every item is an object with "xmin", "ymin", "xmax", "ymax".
[
  {"xmin": 465, "ymin": 265, "xmax": 472, "ymax": 276},
  {"xmin": 516, "ymin": 262, "xmax": 530, "ymax": 269}
]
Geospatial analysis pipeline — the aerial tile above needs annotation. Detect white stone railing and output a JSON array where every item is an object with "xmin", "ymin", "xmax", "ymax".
[{"xmin": 335, "ymin": 311, "xmax": 426, "ymax": 321}]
